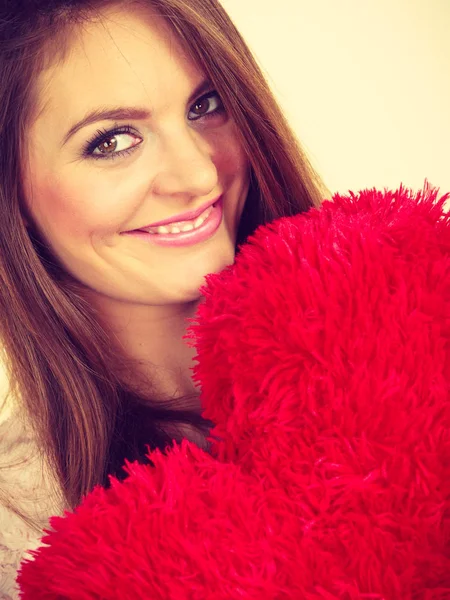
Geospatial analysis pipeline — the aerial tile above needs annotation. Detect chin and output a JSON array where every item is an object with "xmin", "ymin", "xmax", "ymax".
[{"xmin": 174, "ymin": 240, "xmax": 237, "ymax": 303}]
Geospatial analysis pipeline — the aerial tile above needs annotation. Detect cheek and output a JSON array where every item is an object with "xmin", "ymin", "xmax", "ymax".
[
  {"xmin": 212, "ymin": 129, "xmax": 251, "ymax": 226},
  {"xmin": 28, "ymin": 176, "xmax": 131, "ymax": 245},
  {"xmin": 214, "ymin": 127, "xmax": 249, "ymax": 179}
]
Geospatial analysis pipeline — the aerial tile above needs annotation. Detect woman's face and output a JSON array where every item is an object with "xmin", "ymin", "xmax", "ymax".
[{"xmin": 23, "ymin": 4, "xmax": 251, "ymax": 307}]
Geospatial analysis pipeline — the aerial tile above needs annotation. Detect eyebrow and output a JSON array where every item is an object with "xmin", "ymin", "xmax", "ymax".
[{"xmin": 61, "ymin": 77, "xmax": 215, "ymax": 147}]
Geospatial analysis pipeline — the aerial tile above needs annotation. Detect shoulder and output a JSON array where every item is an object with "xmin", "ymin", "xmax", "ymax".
[
  {"xmin": 0, "ymin": 352, "xmax": 64, "ymax": 599},
  {"xmin": 0, "ymin": 359, "xmax": 43, "ymax": 600},
  {"xmin": 0, "ymin": 506, "xmax": 44, "ymax": 600},
  {"xmin": 0, "ymin": 353, "xmax": 33, "ymax": 482}
]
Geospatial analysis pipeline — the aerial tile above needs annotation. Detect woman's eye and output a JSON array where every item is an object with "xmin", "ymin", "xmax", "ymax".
[
  {"xmin": 188, "ymin": 91, "xmax": 224, "ymax": 121},
  {"xmin": 84, "ymin": 125, "xmax": 141, "ymax": 161},
  {"xmin": 83, "ymin": 91, "xmax": 225, "ymax": 161}
]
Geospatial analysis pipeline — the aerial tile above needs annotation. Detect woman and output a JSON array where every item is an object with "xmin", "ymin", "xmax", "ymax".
[{"xmin": 0, "ymin": 0, "xmax": 329, "ymax": 596}]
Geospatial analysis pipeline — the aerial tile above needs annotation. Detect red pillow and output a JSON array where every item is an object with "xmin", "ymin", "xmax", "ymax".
[{"xmin": 18, "ymin": 184, "xmax": 450, "ymax": 599}]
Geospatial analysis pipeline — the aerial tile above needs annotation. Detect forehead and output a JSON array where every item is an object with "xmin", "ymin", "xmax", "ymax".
[{"xmin": 33, "ymin": 5, "xmax": 200, "ymax": 128}]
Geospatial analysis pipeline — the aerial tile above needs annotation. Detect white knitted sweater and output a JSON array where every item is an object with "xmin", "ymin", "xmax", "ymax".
[{"xmin": 0, "ymin": 362, "xmax": 63, "ymax": 600}]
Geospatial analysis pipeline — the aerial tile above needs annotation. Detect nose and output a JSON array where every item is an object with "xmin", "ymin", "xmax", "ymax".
[{"xmin": 151, "ymin": 126, "xmax": 218, "ymax": 200}]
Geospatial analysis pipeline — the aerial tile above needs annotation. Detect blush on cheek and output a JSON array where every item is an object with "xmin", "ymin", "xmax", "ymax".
[
  {"xmin": 219, "ymin": 137, "xmax": 248, "ymax": 174},
  {"xmin": 31, "ymin": 178, "xmax": 120, "ymax": 242}
]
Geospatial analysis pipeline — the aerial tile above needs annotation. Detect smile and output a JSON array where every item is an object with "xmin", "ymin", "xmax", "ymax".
[
  {"xmin": 123, "ymin": 196, "xmax": 224, "ymax": 248},
  {"xmin": 142, "ymin": 203, "xmax": 214, "ymax": 235}
]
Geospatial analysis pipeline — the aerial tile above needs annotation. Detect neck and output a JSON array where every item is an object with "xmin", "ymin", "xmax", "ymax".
[{"xmin": 89, "ymin": 294, "xmax": 202, "ymax": 406}]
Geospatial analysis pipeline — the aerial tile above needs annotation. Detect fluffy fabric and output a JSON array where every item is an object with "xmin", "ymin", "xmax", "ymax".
[{"xmin": 18, "ymin": 184, "xmax": 450, "ymax": 599}]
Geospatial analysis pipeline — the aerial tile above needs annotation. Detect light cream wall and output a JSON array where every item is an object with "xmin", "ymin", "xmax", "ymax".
[{"xmin": 221, "ymin": 0, "xmax": 450, "ymax": 203}]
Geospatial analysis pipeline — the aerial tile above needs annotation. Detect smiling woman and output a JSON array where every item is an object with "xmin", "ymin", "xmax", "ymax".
[
  {"xmin": 0, "ymin": 0, "xmax": 328, "ymax": 597},
  {"xmin": 23, "ymin": 5, "xmax": 250, "ymax": 308}
]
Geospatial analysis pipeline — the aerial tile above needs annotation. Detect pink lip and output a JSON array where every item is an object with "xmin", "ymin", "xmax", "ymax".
[
  {"xmin": 123, "ymin": 196, "xmax": 224, "ymax": 248},
  {"xmin": 140, "ymin": 195, "xmax": 222, "ymax": 229}
]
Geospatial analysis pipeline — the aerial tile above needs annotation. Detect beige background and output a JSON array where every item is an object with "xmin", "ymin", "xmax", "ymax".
[{"xmin": 221, "ymin": 0, "xmax": 450, "ymax": 203}]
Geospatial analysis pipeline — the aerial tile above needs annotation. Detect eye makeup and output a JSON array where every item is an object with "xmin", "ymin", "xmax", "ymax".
[{"xmin": 80, "ymin": 90, "xmax": 226, "ymax": 162}]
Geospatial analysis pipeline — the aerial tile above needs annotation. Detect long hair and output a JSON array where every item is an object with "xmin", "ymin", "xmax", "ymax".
[{"xmin": 0, "ymin": 0, "xmax": 330, "ymax": 521}]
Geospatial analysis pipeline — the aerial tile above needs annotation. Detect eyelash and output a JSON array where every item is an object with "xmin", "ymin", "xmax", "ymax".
[{"xmin": 82, "ymin": 90, "xmax": 226, "ymax": 162}]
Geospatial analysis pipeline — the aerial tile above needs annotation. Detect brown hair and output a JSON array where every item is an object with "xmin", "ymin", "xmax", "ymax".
[{"xmin": 0, "ymin": 0, "xmax": 329, "ymax": 522}]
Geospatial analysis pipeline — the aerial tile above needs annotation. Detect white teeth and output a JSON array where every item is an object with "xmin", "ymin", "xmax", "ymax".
[
  {"xmin": 194, "ymin": 214, "xmax": 206, "ymax": 229},
  {"xmin": 149, "ymin": 204, "xmax": 214, "ymax": 235}
]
